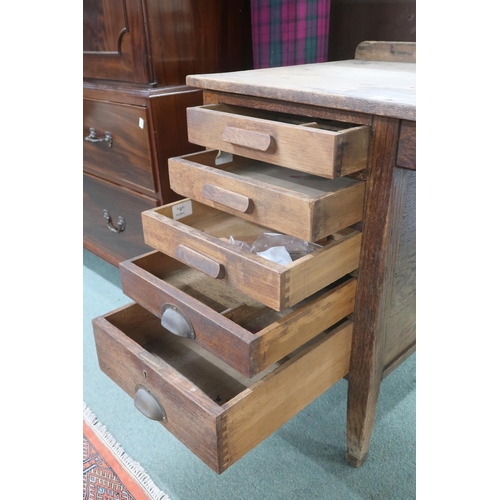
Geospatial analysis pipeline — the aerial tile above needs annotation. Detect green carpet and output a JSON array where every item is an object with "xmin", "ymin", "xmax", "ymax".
[{"xmin": 83, "ymin": 249, "xmax": 416, "ymax": 500}]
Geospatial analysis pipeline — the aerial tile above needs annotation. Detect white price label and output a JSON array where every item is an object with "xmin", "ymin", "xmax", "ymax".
[
  {"xmin": 215, "ymin": 151, "xmax": 233, "ymax": 165},
  {"xmin": 172, "ymin": 200, "xmax": 193, "ymax": 220}
]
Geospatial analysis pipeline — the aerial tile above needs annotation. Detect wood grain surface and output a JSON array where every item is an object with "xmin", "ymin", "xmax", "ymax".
[
  {"xmin": 120, "ymin": 250, "xmax": 357, "ymax": 377},
  {"xmin": 142, "ymin": 200, "xmax": 362, "ymax": 310},
  {"xmin": 383, "ymin": 169, "xmax": 416, "ymax": 369},
  {"xmin": 168, "ymin": 150, "xmax": 366, "ymax": 241},
  {"xmin": 220, "ymin": 321, "xmax": 352, "ymax": 471},
  {"xmin": 187, "ymin": 104, "xmax": 370, "ymax": 178},
  {"xmin": 396, "ymin": 120, "xmax": 416, "ymax": 170},
  {"xmin": 83, "ymin": 98, "xmax": 156, "ymax": 195},
  {"xmin": 355, "ymin": 41, "xmax": 416, "ymax": 63},
  {"xmin": 83, "ymin": 0, "xmax": 253, "ymax": 85},
  {"xmin": 93, "ymin": 303, "xmax": 352, "ymax": 473},
  {"xmin": 83, "ymin": 173, "xmax": 157, "ymax": 266},
  {"xmin": 345, "ymin": 115, "xmax": 401, "ymax": 466},
  {"xmin": 187, "ymin": 61, "xmax": 416, "ymax": 121}
]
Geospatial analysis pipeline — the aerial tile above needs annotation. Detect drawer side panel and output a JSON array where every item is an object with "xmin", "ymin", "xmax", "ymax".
[
  {"xmin": 221, "ymin": 321, "xmax": 353, "ymax": 471},
  {"xmin": 285, "ymin": 231, "xmax": 362, "ymax": 308}
]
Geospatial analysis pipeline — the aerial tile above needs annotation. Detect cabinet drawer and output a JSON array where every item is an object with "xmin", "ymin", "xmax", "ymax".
[
  {"xmin": 93, "ymin": 302, "xmax": 352, "ymax": 473},
  {"xmin": 83, "ymin": 99, "xmax": 156, "ymax": 195},
  {"xmin": 142, "ymin": 199, "xmax": 362, "ymax": 311},
  {"xmin": 83, "ymin": 174, "xmax": 158, "ymax": 265},
  {"xmin": 186, "ymin": 104, "xmax": 370, "ymax": 178},
  {"xmin": 169, "ymin": 150, "xmax": 365, "ymax": 242},
  {"xmin": 120, "ymin": 250, "xmax": 357, "ymax": 377}
]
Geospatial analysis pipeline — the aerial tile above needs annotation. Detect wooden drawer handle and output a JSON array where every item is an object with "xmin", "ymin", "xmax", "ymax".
[
  {"xmin": 202, "ymin": 184, "xmax": 253, "ymax": 213},
  {"xmin": 175, "ymin": 244, "xmax": 225, "ymax": 279},
  {"xmin": 222, "ymin": 126, "xmax": 272, "ymax": 152}
]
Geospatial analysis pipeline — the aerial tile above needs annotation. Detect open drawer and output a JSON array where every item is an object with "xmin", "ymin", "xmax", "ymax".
[
  {"xmin": 120, "ymin": 250, "xmax": 357, "ymax": 377},
  {"xmin": 168, "ymin": 150, "xmax": 365, "ymax": 242},
  {"xmin": 141, "ymin": 199, "xmax": 362, "ymax": 311},
  {"xmin": 186, "ymin": 104, "xmax": 370, "ymax": 178},
  {"xmin": 92, "ymin": 302, "xmax": 352, "ymax": 473}
]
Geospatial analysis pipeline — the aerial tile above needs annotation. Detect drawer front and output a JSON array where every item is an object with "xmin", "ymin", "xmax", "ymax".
[
  {"xmin": 83, "ymin": 174, "xmax": 158, "ymax": 265},
  {"xmin": 93, "ymin": 302, "xmax": 352, "ymax": 473},
  {"xmin": 169, "ymin": 150, "xmax": 366, "ymax": 242},
  {"xmin": 120, "ymin": 250, "xmax": 357, "ymax": 377},
  {"xmin": 83, "ymin": 99, "xmax": 156, "ymax": 195},
  {"xmin": 187, "ymin": 104, "xmax": 370, "ymax": 178},
  {"xmin": 142, "ymin": 199, "xmax": 362, "ymax": 311}
]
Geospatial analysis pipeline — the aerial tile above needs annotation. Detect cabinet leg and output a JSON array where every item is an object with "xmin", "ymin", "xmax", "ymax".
[
  {"xmin": 345, "ymin": 353, "xmax": 383, "ymax": 466},
  {"xmin": 345, "ymin": 116, "xmax": 402, "ymax": 466}
]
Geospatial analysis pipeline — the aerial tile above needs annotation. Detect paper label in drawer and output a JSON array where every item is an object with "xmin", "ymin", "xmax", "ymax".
[
  {"xmin": 172, "ymin": 200, "xmax": 193, "ymax": 220},
  {"xmin": 215, "ymin": 151, "xmax": 233, "ymax": 165}
]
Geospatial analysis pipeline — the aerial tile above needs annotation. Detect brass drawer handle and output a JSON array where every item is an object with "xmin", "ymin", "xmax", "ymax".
[
  {"xmin": 175, "ymin": 244, "xmax": 225, "ymax": 279},
  {"xmin": 202, "ymin": 184, "xmax": 253, "ymax": 214},
  {"xmin": 85, "ymin": 127, "xmax": 113, "ymax": 148},
  {"xmin": 103, "ymin": 209, "xmax": 125, "ymax": 233},
  {"xmin": 161, "ymin": 303, "xmax": 195, "ymax": 339},
  {"xmin": 222, "ymin": 126, "xmax": 272, "ymax": 152},
  {"xmin": 134, "ymin": 387, "xmax": 166, "ymax": 422}
]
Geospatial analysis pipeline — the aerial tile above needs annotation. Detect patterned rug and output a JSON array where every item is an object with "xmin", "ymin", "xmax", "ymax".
[{"xmin": 83, "ymin": 403, "xmax": 169, "ymax": 500}]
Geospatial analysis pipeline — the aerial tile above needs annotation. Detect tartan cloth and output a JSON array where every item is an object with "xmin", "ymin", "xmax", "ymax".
[{"xmin": 251, "ymin": 0, "xmax": 331, "ymax": 68}]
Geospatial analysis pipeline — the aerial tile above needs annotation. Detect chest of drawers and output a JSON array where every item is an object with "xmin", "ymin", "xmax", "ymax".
[
  {"xmin": 83, "ymin": 0, "xmax": 253, "ymax": 265},
  {"xmin": 92, "ymin": 41, "xmax": 416, "ymax": 473},
  {"xmin": 83, "ymin": 85, "xmax": 203, "ymax": 265}
]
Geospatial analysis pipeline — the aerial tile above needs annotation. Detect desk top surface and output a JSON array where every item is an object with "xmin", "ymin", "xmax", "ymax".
[{"xmin": 186, "ymin": 60, "xmax": 416, "ymax": 121}]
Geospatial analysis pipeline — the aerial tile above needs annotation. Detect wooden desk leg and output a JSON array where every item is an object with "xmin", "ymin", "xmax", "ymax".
[{"xmin": 346, "ymin": 116, "xmax": 402, "ymax": 466}]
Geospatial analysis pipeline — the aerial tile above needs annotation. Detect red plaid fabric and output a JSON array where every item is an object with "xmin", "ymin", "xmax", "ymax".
[{"xmin": 251, "ymin": 0, "xmax": 331, "ymax": 68}]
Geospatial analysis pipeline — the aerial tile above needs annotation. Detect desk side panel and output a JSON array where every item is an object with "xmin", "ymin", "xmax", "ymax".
[{"xmin": 383, "ymin": 169, "xmax": 416, "ymax": 369}]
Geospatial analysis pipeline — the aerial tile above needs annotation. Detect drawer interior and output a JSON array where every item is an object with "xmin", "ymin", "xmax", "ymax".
[
  {"xmin": 104, "ymin": 304, "xmax": 290, "ymax": 406},
  {"xmin": 143, "ymin": 199, "xmax": 362, "ymax": 310},
  {"xmin": 127, "ymin": 250, "xmax": 351, "ymax": 333},
  {"xmin": 201, "ymin": 103, "xmax": 359, "ymax": 133},
  {"xmin": 153, "ymin": 200, "xmax": 340, "ymax": 266},
  {"xmin": 172, "ymin": 150, "xmax": 362, "ymax": 199},
  {"xmin": 95, "ymin": 302, "xmax": 352, "ymax": 472}
]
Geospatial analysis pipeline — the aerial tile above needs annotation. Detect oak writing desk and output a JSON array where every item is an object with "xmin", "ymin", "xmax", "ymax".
[
  {"xmin": 93, "ymin": 41, "xmax": 416, "ymax": 471},
  {"xmin": 185, "ymin": 41, "xmax": 416, "ymax": 466}
]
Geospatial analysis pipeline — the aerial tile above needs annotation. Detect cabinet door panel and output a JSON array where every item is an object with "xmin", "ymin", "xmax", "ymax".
[{"xmin": 83, "ymin": 0, "xmax": 150, "ymax": 83}]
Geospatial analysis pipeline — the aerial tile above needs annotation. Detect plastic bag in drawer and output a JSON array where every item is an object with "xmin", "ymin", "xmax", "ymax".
[{"xmin": 229, "ymin": 232, "xmax": 321, "ymax": 265}]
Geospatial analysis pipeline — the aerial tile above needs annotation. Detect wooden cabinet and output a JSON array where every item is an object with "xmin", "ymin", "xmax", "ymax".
[
  {"xmin": 92, "ymin": 42, "xmax": 416, "ymax": 473},
  {"xmin": 83, "ymin": 85, "xmax": 204, "ymax": 265},
  {"xmin": 83, "ymin": 0, "xmax": 252, "ymax": 86},
  {"xmin": 83, "ymin": 0, "xmax": 253, "ymax": 265}
]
